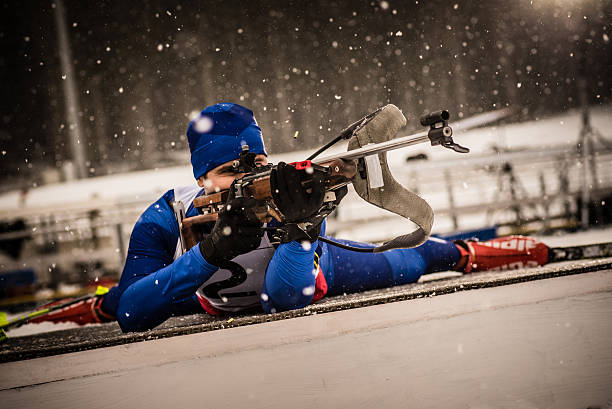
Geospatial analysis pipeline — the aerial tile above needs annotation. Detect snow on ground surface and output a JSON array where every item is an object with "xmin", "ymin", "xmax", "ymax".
[
  {"xmin": 533, "ymin": 225, "xmax": 612, "ymax": 247},
  {"xmin": 4, "ymin": 321, "xmax": 85, "ymax": 337},
  {"xmin": 5, "ymin": 271, "xmax": 610, "ymax": 407}
]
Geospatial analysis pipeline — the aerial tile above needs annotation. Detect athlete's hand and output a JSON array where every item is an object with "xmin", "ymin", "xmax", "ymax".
[
  {"xmin": 270, "ymin": 162, "xmax": 326, "ymax": 223},
  {"xmin": 199, "ymin": 190, "xmax": 264, "ymax": 266}
]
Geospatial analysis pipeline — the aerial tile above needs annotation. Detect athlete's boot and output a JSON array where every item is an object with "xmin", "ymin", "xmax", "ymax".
[
  {"xmin": 29, "ymin": 296, "xmax": 115, "ymax": 325},
  {"xmin": 454, "ymin": 235, "xmax": 549, "ymax": 273}
]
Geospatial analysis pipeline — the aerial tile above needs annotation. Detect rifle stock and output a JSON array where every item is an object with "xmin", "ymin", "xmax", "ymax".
[
  {"xmin": 181, "ymin": 213, "xmax": 217, "ymax": 250},
  {"xmin": 181, "ymin": 158, "xmax": 357, "ymax": 252}
]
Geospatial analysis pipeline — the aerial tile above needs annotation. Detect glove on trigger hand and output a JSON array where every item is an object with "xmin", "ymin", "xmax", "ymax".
[
  {"xmin": 270, "ymin": 161, "xmax": 326, "ymax": 223},
  {"xmin": 199, "ymin": 188, "xmax": 264, "ymax": 266},
  {"xmin": 271, "ymin": 162, "xmax": 349, "ymax": 243}
]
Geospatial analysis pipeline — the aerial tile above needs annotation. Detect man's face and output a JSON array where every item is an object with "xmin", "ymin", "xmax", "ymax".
[{"xmin": 198, "ymin": 154, "xmax": 268, "ymax": 194}]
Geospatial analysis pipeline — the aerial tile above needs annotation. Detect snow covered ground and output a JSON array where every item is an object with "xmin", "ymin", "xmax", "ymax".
[
  {"xmin": 3, "ymin": 319, "xmax": 95, "ymax": 338},
  {"xmin": 3, "ymin": 269, "xmax": 611, "ymax": 409}
]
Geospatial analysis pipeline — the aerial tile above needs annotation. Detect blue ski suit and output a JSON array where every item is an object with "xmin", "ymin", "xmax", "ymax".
[{"xmin": 101, "ymin": 186, "xmax": 461, "ymax": 332}]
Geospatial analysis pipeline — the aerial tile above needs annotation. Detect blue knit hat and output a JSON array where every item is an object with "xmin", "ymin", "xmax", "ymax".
[{"xmin": 187, "ymin": 103, "xmax": 267, "ymax": 179}]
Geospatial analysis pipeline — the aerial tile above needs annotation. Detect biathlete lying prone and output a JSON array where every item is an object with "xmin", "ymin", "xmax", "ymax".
[{"xmin": 30, "ymin": 103, "xmax": 549, "ymax": 332}]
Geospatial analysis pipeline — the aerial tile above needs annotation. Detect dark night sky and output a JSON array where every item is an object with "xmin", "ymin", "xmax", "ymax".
[{"xmin": 0, "ymin": 0, "xmax": 610, "ymax": 190}]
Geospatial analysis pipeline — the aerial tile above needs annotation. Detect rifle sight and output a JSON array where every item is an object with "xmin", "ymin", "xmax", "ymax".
[{"xmin": 420, "ymin": 110, "xmax": 450, "ymax": 126}]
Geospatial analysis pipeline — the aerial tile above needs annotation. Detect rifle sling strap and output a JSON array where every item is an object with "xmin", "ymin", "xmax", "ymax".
[{"xmin": 348, "ymin": 104, "xmax": 434, "ymax": 249}]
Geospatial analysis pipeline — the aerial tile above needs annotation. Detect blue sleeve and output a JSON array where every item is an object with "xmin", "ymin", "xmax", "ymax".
[
  {"xmin": 261, "ymin": 240, "xmax": 318, "ymax": 313},
  {"xmin": 101, "ymin": 191, "xmax": 218, "ymax": 332},
  {"xmin": 117, "ymin": 245, "xmax": 218, "ymax": 331}
]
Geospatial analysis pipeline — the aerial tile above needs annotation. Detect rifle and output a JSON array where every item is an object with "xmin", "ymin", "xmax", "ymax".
[{"xmin": 176, "ymin": 105, "xmax": 511, "ymax": 254}]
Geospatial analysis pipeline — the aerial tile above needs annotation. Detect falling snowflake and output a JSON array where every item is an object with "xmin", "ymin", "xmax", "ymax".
[{"xmin": 193, "ymin": 115, "xmax": 214, "ymax": 133}]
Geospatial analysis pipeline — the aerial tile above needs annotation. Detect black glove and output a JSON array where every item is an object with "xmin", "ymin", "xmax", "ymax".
[
  {"xmin": 270, "ymin": 162, "xmax": 327, "ymax": 223},
  {"xmin": 199, "ymin": 194, "xmax": 264, "ymax": 266},
  {"xmin": 292, "ymin": 184, "xmax": 347, "ymax": 242}
]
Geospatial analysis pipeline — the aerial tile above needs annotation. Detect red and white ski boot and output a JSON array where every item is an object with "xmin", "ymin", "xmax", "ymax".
[
  {"xmin": 455, "ymin": 235, "xmax": 549, "ymax": 273},
  {"xmin": 29, "ymin": 296, "xmax": 115, "ymax": 325}
]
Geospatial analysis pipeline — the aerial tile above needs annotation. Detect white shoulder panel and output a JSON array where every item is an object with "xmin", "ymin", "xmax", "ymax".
[
  {"xmin": 173, "ymin": 184, "xmax": 203, "ymax": 259},
  {"xmin": 173, "ymin": 185, "xmax": 201, "ymax": 208}
]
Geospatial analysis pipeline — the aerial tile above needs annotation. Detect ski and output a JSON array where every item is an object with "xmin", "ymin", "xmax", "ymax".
[
  {"xmin": 547, "ymin": 241, "xmax": 612, "ymax": 263},
  {"xmin": 0, "ymin": 285, "xmax": 109, "ymax": 341}
]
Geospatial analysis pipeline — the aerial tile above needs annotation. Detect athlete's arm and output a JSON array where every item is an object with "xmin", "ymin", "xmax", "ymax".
[
  {"xmin": 261, "ymin": 240, "xmax": 318, "ymax": 312},
  {"xmin": 102, "ymin": 192, "xmax": 219, "ymax": 332},
  {"xmin": 260, "ymin": 220, "xmax": 329, "ymax": 312},
  {"xmin": 117, "ymin": 245, "xmax": 218, "ymax": 331}
]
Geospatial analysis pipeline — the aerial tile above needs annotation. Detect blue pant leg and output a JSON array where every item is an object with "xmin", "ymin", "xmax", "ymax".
[
  {"xmin": 320, "ymin": 238, "xmax": 424, "ymax": 296},
  {"xmin": 412, "ymin": 237, "xmax": 462, "ymax": 274},
  {"xmin": 320, "ymin": 237, "xmax": 461, "ymax": 296}
]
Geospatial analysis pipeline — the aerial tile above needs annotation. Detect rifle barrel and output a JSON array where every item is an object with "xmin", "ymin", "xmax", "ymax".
[
  {"xmin": 312, "ymin": 107, "xmax": 513, "ymax": 164},
  {"xmin": 312, "ymin": 131, "xmax": 430, "ymax": 164}
]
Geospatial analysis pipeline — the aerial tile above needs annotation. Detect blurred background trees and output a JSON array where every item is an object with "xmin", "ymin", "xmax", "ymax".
[{"xmin": 0, "ymin": 0, "xmax": 610, "ymax": 189}]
